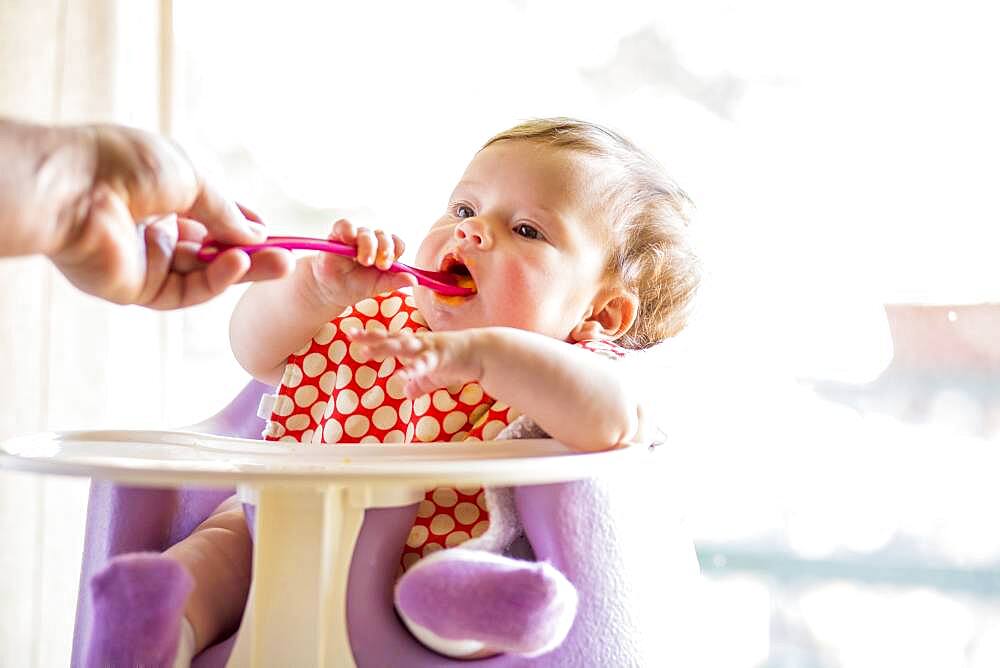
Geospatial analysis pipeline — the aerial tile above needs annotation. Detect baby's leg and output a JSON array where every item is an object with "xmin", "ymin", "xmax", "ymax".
[
  {"xmin": 86, "ymin": 495, "xmax": 252, "ymax": 666},
  {"xmin": 164, "ymin": 494, "xmax": 253, "ymax": 653},
  {"xmin": 394, "ymin": 548, "xmax": 578, "ymax": 659}
]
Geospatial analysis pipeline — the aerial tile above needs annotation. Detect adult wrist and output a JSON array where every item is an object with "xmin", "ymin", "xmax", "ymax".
[
  {"xmin": 43, "ymin": 124, "xmax": 99, "ymax": 257},
  {"xmin": 0, "ymin": 120, "xmax": 96, "ymax": 258}
]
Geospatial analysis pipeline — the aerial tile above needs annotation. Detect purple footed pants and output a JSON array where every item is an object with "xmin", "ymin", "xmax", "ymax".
[
  {"xmin": 395, "ymin": 548, "xmax": 578, "ymax": 658},
  {"xmin": 85, "ymin": 552, "xmax": 193, "ymax": 667}
]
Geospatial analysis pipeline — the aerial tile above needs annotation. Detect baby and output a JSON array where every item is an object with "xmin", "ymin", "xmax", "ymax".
[{"xmin": 86, "ymin": 117, "xmax": 699, "ymax": 665}]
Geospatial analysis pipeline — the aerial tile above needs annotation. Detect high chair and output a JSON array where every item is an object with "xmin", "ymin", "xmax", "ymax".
[{"xmin": 58, "ymin": 380, "xmax": 699, "ymax": 667}]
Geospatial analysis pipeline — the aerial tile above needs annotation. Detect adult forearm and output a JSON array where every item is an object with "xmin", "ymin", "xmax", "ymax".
[
  {"xmin": 0, "ymin": 118, "xmax": 95, "ymax": 257},
  {"xmin": 476, "ymin": 328, "xmax": 645, "ymax": 451}
]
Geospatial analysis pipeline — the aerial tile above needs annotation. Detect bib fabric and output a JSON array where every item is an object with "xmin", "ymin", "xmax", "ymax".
[{"xmin": 262, "ymin": 289, "xmax": 626, "ymax": 571}]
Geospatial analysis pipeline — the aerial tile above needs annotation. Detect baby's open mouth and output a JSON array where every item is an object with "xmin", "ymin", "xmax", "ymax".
[{"xmin": 439, "ymin": 253, "xmax": 477, "ymax": 294}]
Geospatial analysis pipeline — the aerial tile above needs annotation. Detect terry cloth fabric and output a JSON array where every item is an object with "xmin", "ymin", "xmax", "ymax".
[
  {"xmin": 263, "ymin": 289, "xmax": 626, "ymax": 572},
  {"xmin": 86, "ymin": 552, "xmax": 194, "ymax": 667},
  {"xmin": 394, "ymin": 547, "xmax": 578, "ymax": 657}
]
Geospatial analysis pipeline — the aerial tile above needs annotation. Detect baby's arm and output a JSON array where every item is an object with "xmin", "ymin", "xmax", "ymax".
[
  {"xmin": 231, "ymin": 256, "xmax": 348, "ymax": 384},
  {"xmin": 231, "ymin": 219, "xmax": 414, "ymax": 384},
  {"xmin": 350, "ymin": 327, "xmax": 647, "ymax": 451},
  {"xmin": 472, "ymin": 328, "xmax": 646, "ymax": 451}
]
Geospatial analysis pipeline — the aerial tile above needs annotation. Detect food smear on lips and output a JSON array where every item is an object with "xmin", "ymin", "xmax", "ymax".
[{"xmin": 434, "ymin": 255, "xmax": 477, "ymax": 304}]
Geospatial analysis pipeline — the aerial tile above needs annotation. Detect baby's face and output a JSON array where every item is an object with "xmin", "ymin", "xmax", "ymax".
[{"xmin": 414, "ymin": 140, "xmax": 614, "ymax": 340}]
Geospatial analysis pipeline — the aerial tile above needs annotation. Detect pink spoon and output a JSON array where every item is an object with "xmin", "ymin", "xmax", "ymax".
[{"xmin": 197, "ymin": 235, "xmax": 476, "ymax": 297}]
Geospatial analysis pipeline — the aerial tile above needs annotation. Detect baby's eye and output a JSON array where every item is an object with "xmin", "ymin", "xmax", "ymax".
[
  {"xmin": 513, "ymin": 223, "xmax": 543, "ymax": 240},
  {"xmin": 455, "ymin": 204, "xmax": 475, "ymax": 219}
]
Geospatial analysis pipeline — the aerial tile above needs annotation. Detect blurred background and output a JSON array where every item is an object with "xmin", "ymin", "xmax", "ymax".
[{"xmin": 1, "ymin": 0, "xmax": 998, "ymax": 666}]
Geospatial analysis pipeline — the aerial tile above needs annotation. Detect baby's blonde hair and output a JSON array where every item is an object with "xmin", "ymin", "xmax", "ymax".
[{"xmin": 483, "ymin": 118, "xmax": 700, "ymax": 348}]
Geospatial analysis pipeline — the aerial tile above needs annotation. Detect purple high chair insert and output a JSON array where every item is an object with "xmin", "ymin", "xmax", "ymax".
[{"xmin": 73, "ymin": 381, "xmax": 697, "ymax": 666}]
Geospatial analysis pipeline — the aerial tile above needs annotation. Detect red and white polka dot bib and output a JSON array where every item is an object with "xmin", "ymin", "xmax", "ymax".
[{"xmin": 262, "ymin": 289, "xmax": 626, "ymax": 571}]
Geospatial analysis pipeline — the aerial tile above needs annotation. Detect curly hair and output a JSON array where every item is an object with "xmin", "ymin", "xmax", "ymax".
[{"xmin": 483, "ymin": 118, "xmax": 700, "ymax": 348}]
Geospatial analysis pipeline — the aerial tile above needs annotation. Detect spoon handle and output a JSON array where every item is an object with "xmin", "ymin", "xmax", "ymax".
[{"xmin": 197, "ymin": 236, "xmax": 475, "ymax": 296}]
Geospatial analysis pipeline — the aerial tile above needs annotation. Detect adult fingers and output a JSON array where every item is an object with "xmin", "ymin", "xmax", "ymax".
[
  {"xmin": 136, "ymin": 214, "xmax": 180, "ymax": 306},
  {"xmin": 90, "ymin": 126, "xmax": 262, "ymax": 247},
  {"xmin": 185, "ymin": 176, "xmax": 266, "ymax": 245},
  {"xmin": 145, "ymin": 248, "xmax": 251, "ymax": 310},
  {"xmin": 176, "ymin": 216, "xmax": 208, "ymax": 243},
  {"xmin": 83, "ymin": 184, "xmax": 145, "ymax": 304},
  {"xmin": 171, "ymin": 244, "xmax": 292, "ymax": 282},
  {"xmin": 237, "ymin": 247, "xmax": 295, "ymax": 283},
  {"xmin": 236, "ymin": 202, "xmax": 264, "ymax": 224},
  {"xmin": 176, "ymin": 209, "xmax": 291, "ymax": 282},
  {"xmin": 145, "ymin": 247, "xmax": 292, "ymax": 309}
]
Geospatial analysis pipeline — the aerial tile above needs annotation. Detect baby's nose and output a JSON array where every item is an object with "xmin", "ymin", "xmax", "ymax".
[{"xmin": 454, "ymin": 218, "xmax": 492, "ymax": 249}]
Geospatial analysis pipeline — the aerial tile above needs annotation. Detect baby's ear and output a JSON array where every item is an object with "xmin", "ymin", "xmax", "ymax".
[{"xmin": 569, "ymin": 290, "xmax": 638, "ymax": 343}]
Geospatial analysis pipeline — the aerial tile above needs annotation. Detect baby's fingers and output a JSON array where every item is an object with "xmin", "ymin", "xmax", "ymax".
[
  {"xmin": 346, "ymin": 328, "xmax": 426, "ymax": 360},
  {"xmin": 373, "ymin": 229, "xmax": 395, "ymax": 270},
  {"xmin": 329, "ymin": 218, "xmax": 405, "ymax": 272},
  {"xmin": 399, "ymin": 351, "xmax": 444, "ymax": 398},
  {"xmin": 330, "ymin": 218, "xmax": 357, "ymax": 244},
  {"xmin": 354, "ymin": 227, "xmax": 378, "ymax": 266}
]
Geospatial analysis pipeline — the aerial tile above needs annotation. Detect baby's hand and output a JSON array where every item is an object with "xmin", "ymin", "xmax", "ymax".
[
  {"xmin": 311, "ymin": 218, "xmax": 417, "ymax": 306},
  {"xmin": 346, "ymin": 328, "xmax": 485, "ymax": 399}
]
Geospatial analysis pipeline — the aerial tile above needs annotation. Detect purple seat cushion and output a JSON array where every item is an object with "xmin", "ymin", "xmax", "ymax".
[{"xmin": 73, "ymin": 380, "xmax": 673, "ymax": 666}]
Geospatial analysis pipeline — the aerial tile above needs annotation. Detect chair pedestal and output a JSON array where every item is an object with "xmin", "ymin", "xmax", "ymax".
[{"xmin": 228, "ymin": 484, "xmax": 423, "ymax": 667}]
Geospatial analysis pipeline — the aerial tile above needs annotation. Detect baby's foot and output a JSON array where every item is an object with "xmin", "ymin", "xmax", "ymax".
[
  {"xmin": 394, "ymin": 549, "xmax": 578, "ymax": 658},
  {"xmin": 86, "ymin": 552, "xmax": 193, "ymax": 668}
]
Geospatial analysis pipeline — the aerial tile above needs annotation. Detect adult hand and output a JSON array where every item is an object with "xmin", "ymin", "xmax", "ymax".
[
  {"xmin": 49, "ymin": 124, "xmax": 295, "ymax": 308},
  {"xmin": 1, "ymin": 119, "xmax": 293, "ymax": 308}
]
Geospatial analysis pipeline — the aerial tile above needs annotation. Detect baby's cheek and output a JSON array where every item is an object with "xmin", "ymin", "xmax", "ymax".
[
  {"xmin": 490, "ymin": 266, "xmax": 560, "ymax": 328},
  {"xmin": 414, "ymin": 225, "xmax": 452, "ymax": 269},
  {"xmin": 413, "ymin": 242, "xmax": 437, "ymax": 271},
  {"xmin": 504, "ymin": 267, "xmax": 544, "ymax": 298}
]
